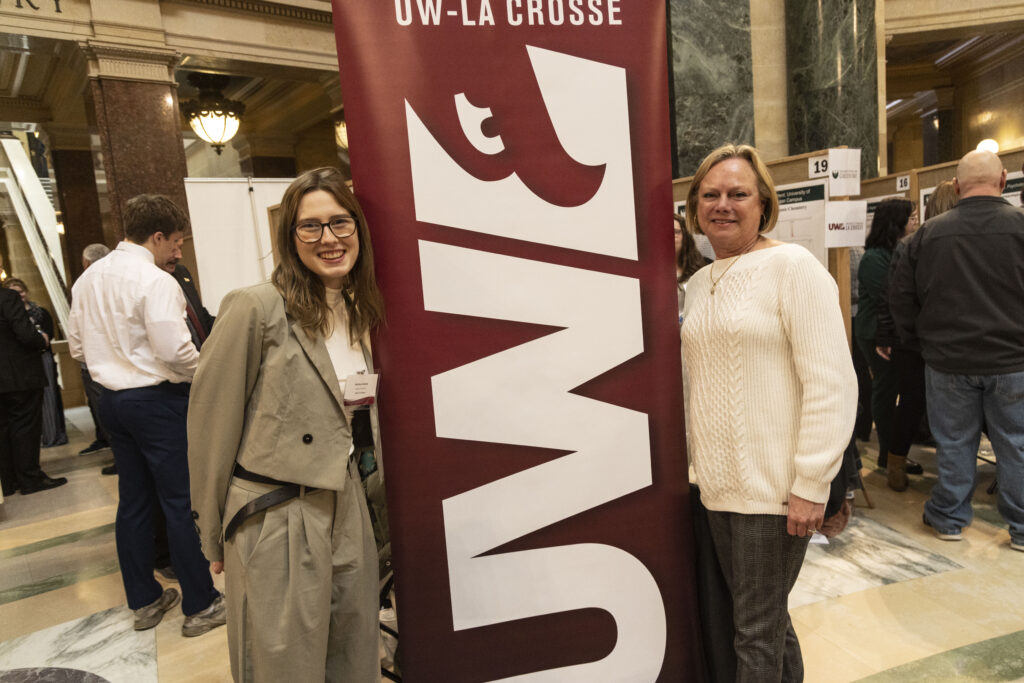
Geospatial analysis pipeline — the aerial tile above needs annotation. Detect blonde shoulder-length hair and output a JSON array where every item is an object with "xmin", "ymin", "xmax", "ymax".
[
  {"xmin": 684, "ymin": 143, "xmax": 779, "ymax": 237},
  {"xmin": 272, "ymin": 167, "xmax": 385, "ymax": 341}
]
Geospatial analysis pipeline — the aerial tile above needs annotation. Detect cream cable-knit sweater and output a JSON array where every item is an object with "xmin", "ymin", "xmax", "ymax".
[{"xmin": 681, "ymin": 243, "xmax": 857, "ymax": 515}]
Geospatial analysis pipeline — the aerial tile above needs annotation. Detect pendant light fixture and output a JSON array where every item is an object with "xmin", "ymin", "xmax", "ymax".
[{"xmin": 180, "ymin": 73, "xmax": 245, "ymax": 155}]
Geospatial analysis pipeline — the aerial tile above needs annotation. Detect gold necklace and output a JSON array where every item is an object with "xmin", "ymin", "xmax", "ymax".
[{"xmin": 709, "ymin": 237, "xmax": 759, "ymax": 295}]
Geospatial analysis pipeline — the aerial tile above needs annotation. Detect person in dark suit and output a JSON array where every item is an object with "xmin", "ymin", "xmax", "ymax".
[
  {"xmin": 78, "ymin": 244, "xmax": 114, "ymax": 461},
  {"xmin": 0, "ymin": 286, "xmax": 68, "ymax": 496},
  {"xmin": 3, "ymin": 278, "xmax": 68, "ymax": 448},
  {"xmin": 164, "ymin": 261, "xmax": 214, "ymax": 348},
  {"xmin": 149, "ymin": 258, "xmax": 214, "ymax": 578}
]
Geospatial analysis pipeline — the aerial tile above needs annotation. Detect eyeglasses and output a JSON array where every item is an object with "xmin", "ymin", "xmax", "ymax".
[{"xmin": 294, "ymin": 216, "xmax": 357, "ymax": 243}]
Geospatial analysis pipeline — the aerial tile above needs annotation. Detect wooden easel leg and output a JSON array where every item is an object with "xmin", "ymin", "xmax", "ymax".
[{"xmin": 855, "ymin": 484, "xmax": 874, "ymax": 509}]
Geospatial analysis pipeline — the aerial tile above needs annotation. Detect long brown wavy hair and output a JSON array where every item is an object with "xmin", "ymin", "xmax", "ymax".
[
  {"xmin": 272, "ymin": 167, "xmax": 385, "ymax": 342},
  {"xmin": 675, "ymin": 213, "xmax": 707, "ymax": 283},
  {"xmin": 925, "ymin": 180, "xmax": 957, "ymax": 220}
]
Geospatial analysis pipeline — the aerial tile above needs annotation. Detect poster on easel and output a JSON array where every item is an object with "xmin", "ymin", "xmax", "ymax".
[
  {"xmin": 919, "ymin": 185, "xmax": 937, "ymax": 220},
  {"xmin": 825, "ymin": 200, "xmax": 868, "ymax": 248},
  {"xmin": 771, "ymin": 179, "xmax": 828, "ymax": 266},
  {"xmin": 184, "ymin": 177, "xmax": 292, "ymax": 314},
  {"xmin": 1004, "ymin": 171, "xmax": 1023, "ymax": 207}
]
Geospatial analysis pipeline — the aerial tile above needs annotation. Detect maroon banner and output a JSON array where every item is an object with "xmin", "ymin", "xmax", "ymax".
[{"xmin": 332, "ymin": 1, "xmax": 701, "ymax": 679}]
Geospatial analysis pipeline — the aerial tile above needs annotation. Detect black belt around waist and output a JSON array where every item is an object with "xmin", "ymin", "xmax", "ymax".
[{"xmin": 224, "ymin": 464, "xmax": 318, "ymax": 542}]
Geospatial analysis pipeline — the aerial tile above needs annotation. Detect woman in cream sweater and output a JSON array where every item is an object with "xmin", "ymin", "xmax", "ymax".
[{"xmin": 681, "ymin": 144, "xmax": 856, "ymax": 682}]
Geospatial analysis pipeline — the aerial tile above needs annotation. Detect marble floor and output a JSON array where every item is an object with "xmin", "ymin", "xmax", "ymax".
[
  {"xmin": 0, "ymin": 408, "xmax": 230, "ymax": 683},
  {"xmin": 1, "ymin": 408, "xmax": 1022, "ymax": 681}
]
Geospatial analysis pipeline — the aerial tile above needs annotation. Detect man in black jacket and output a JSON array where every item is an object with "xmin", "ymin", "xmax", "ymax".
[
  {"xmin": 0, "ymin": 286, "xmax": 68, "ymax": 496},
  {"xmin": 163, "ymin": 260, "xmax": 213, "ymax": 349},
  {"xmin": 890, "ymin": 150, "xmax": 1024, "ymax": 552}
]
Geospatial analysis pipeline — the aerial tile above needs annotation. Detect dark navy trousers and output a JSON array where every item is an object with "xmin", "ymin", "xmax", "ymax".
[{"xmin": 100, "ymin": 382, "xmax": 217, "ymax": 615}]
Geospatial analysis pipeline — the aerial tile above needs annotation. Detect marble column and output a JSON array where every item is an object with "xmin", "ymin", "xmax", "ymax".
[
  {"xmin": 922, "ymin": 87, "xmax": 955, "ymax": 167},
  {"xmin": 785, "ymin": 0, "xmax": 879, "ymax": 178},
  {"xmin": 667, "ymin": 0, "xmax": 755, "ymax": 177},
  {"xmin": 80, "ymin": 42, "xmax": 201, "ymax": 282},
  {"xmin": 81, "ymin": 43, "xmax": 189, "ymax": 241},
  {"xmin": 48, "ymin": 131, "xmax": 105, "ymax": 284}
]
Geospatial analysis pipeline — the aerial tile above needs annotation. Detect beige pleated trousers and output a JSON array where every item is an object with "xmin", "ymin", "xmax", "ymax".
[{"xmin": 223, "ymin": 460, "xmax": 379, "ymax": 682}]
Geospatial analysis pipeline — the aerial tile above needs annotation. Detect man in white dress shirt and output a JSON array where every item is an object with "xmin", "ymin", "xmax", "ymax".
[{"xmin": 68, "ymin": 195, "xmax": 225, "ymax": 636}]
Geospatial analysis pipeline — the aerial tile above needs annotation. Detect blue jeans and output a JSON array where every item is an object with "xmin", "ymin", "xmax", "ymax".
[{"xmin": 924, "ymin": 367, "xmax": 1024, "ymax": 544}]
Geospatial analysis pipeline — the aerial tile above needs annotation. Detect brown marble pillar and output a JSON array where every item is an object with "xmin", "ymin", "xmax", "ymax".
[
  {"xmin": 50, "ymin": 148, "xmax": 105, "ymax": 284},
  {"xmin": 80, "ymin": 42, "xmax": 201, "ymax": 284},
  {"xmin": 89, "ymin": 78, "xmax": 190, "ymax": 240}
]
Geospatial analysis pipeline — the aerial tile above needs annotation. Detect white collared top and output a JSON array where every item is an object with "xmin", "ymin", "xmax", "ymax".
[{"xmin": 68, "ymin": 241, "xmax": 199, "ymax": 390}]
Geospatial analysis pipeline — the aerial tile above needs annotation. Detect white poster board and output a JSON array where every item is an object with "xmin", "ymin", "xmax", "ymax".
[
  {"xmin": 828, "ymin": 148, "xmax": 861, "ymax": 197},
  {"xmin": 184, "ymin": 178, "xmax": 293, "ymax": 315},
  {"xmin": 1004, "ymin": 170, "xmax": 1022, "ymax": 207},
  {"xmin": 770, "ymin": 179, "xmax": 828, "ymax": 266},
  {"xmin": 825, "ymin": 200, "xmax": 868, "ymax": 248},
  {"xmin": 919, "ymin": 185, "xmax": 935, "ymax": 221}
]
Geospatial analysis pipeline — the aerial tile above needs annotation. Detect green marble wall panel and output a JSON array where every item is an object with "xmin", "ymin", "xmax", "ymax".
[
  {"xmin": 785, "ymin": 0, "xmax": 878, "ymax": 178},
  {"xmin": 668, "ymin": 0, "xmax": 755, "ymax": 177}
]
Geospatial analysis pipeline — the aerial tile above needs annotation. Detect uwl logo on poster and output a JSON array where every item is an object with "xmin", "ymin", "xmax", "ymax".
[{"xmin": 407, "ymin": 46, "xmax": 666, "ymax": 681}]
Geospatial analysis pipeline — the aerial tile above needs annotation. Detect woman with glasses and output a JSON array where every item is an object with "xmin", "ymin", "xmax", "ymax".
[{"xmin": 188, "ymin": 167, "xmax": 385, "ymax": 681}]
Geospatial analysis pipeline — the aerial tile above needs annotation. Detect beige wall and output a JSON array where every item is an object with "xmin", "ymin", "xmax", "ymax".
[
  {"xmin": 294, "ymin": 120, "xmax": 340, "ymax": 174},
  {"xmin": 885, "ymin": 0, "xmax": 1024, "ymax": 38},
  {"xmin": 750, "ymin": 0, "xmax": 788, "ymax": 161},
  {"xmin": 888, "ymin": 116, "xmax": 925, "ymax": 173},
  {"xmin": 957, "ymin": 54, "xmax": 1024, "ymax": 154},
  {"xmin": 185, "ymin": 138, "xmax": 244, "ymax": 178}
]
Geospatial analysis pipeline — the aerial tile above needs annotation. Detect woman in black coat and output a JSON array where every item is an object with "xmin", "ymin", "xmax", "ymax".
[{"xmin": 3, "ymin": 279, "xmax": 67, "ymax": 447}]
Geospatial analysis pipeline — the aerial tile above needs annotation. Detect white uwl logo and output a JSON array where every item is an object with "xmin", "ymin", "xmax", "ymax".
[
  {"xmin": 409, "ymin": 46, "xmax": 665, "ymax": 682},
  {"xmin": 406, "ymin": 45, "xmax": 638, "ymax": 259}
]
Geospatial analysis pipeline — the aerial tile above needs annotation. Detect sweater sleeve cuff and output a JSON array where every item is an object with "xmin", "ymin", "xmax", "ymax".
[{"xmin": 791, "ymin": 477, "xmax": 831, "ymax": 505}]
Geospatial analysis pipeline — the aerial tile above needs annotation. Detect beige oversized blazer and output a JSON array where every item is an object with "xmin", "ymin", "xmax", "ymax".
[{"xmin": 187, "ymin": 282, "xmax": 381, "ymax": 563}]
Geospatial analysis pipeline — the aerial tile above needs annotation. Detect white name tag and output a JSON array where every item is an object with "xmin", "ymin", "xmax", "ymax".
[{"xmin": 344, "ymin": 373, "xmax": 379, "ymax": 406}]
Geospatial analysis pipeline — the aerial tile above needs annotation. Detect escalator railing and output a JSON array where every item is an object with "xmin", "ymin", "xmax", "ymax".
[{"xmin": 0, "ymin": 132, "xmax": 69, "ymax": 333}]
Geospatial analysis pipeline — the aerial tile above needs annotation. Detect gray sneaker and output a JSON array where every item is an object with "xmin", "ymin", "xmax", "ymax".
[
  {"xmin": 134, "ymin": 587, "xmax": 181, "ymax": 631},
  {"xmin": 182, "ymin": 592, "xmax": 226, "ymax": 637}
]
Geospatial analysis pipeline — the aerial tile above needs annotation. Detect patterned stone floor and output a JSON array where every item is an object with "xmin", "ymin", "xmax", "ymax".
[{"xmin": 0, "ymin": 409, "xmax": 1021, "ymax": 681}]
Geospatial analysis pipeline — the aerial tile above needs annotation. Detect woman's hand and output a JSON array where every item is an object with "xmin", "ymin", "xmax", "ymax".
[
  {"xmin": 787, "ymin": 493, "xmax": 825, "ymax": 537},
  {"xmin": 211, "ymin": 561, "xmax": 223, "ymax": 575}
]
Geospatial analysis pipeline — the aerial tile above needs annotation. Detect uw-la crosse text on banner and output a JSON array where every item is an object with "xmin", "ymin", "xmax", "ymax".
[{"xmin": 331, "ymin": 1, "xmax": 702, "ymax": 680}]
